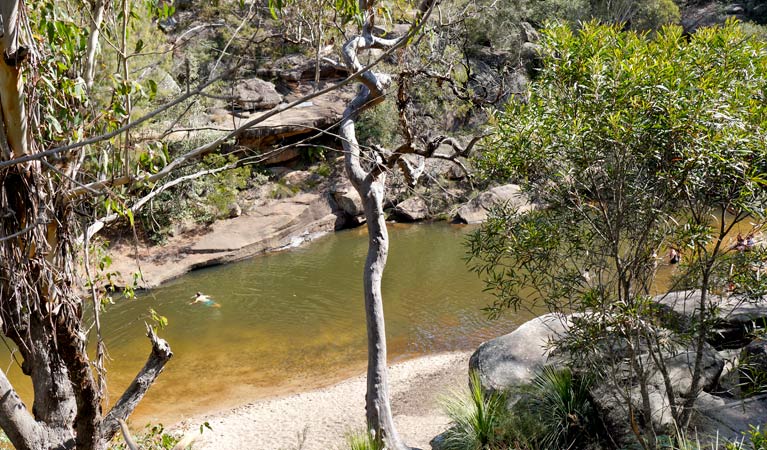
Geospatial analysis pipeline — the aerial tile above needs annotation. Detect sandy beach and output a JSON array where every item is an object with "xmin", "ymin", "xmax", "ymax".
[{"xmin": 172, "ymin": 351, "xmax": 471, "ymax": 450}]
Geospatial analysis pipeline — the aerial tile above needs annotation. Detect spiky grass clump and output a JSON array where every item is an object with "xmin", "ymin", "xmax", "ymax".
[
  {"xmin": 532, "ymin": 367, "xmax": 594, "ymax": 450},
  {"xmin": 345, "ymin": 430, "xmax": 384, "ymax": 450},
  {"xmin": 440, "ymin": 370, "xmax": 508, "ymax": 450}
]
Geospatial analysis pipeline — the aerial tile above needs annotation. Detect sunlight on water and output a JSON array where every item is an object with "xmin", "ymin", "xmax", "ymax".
[{"xmin": 0, "ymin": 223, "xmax": 532, "ymax": 425}]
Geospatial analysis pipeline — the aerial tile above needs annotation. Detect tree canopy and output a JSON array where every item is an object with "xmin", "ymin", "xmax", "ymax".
[{"xmin": 469, "ymin": 20, "xmax": 767, "ymax": 445}]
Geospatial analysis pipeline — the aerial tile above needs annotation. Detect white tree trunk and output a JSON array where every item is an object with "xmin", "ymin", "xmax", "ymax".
[
  {"xmin": 359, "ymin": 177, "xmax": 408, "ymax": 449},
  {"xmin": 84, "ymin": 0, "xmax": 106, "ymax": 90}
]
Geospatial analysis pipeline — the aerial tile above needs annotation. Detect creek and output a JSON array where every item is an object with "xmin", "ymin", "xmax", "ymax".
[{"xmin": 1, "ymin": 223, "xmax": 534, "ymax": 425}]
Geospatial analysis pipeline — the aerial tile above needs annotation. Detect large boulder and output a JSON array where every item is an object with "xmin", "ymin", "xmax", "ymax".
[
  {"xmin": 653, "ymin": 290, "xmax": 767, "ymax": 348},
  {"xmin": 455, "ymin": 184, "xmax": 534, "ymax": 224},
  {"xmin": 469, "ymin": 313, "xmax": 573, "ymax": 393},
  {"xmin": 232, "ymin": 78, "xmax": 282, "ymax": 111},
  {"xmin": 589, "ymin": 340, "xmax": 724, "ymax": 441},
  {"xmin": 256, "ymin": 54, "xmax": 349, "ymax": 82},
  {"xmin": 472, "ymin": 310, "xmax": 724, "ymax": 441},
  {"xmin": 391, "ymin": 197, "xmax": 428, "ymax": 222},
  {"xmin": 694, "ymin": 393, "xmax": 767, "ymax": 445},
  {"xmin": 330, "ymin": 178, "xmax": 364, "ymax": 228}
]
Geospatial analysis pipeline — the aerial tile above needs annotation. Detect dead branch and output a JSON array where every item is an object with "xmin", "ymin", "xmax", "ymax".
[
  {"xmin": 117, "ymin": 419, "xmax": 139, "ymax": 450},
  {"xmin": 102, "ymin": 324, "xmax": 172, "ymax": 442}
]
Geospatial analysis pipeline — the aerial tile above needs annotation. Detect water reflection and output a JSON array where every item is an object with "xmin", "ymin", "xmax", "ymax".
[{"xmin": 1, "ymin": 223, "xmax": 531, "ymax": 425}]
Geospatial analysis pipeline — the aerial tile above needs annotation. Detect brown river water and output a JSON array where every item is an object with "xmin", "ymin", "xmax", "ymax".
[
  {"xmin": 1, "ymin": 223, "xmax": 534, "ymax": 426},
  {"xmin": 1, "ymin": 218, "xmax": 759, "ymax": 428}
]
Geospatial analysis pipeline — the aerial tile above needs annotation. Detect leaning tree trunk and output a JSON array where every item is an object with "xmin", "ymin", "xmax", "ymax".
[
  {"xmin": 338, "ymin": 1, "xmax": 441, "ymax": 448},
  {"xmin": 340, "ymin": 74, "xmax": 408, "ymax": 447}
]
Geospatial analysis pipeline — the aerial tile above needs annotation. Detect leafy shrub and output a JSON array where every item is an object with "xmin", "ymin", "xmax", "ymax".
[
  {"xmin": 201, "ymin": 154, "xmax": 251, "ymax": 216},
  {"xmin": 632, "ymin": 0, "xmax": 681, "ymax": 31},
  {"xmin": 311, "ymin": 162, "xmax": 332, "ymax": 178},
  {"xmin": 137, "ymin": 152, "xmax": 252, "ymax": 243},
  {"xmin": 0, "ymin": 429, "xmax": 11, "ymax": 450},
  {"xmin": 108, "ymin": 424, "xmax": 182, "ymax": 450},
  {"xmin": 355, "ymin": 96, "xmax": 399, "ymax": 149},
  {"xmin": 440, "ymin": 368, "xmax": 598, "ymax": 450},
  {"xmin": 270, "ymin": 181, "xmax": 300, "ymax": 199},
  {"xmin": 726, "ymin": 425, "xmax": 767, "ymax": 450}
]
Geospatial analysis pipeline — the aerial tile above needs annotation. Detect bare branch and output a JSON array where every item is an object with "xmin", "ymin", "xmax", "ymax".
[
  {"xmin": 117, "ymin": 419, "xmax": 139, "ymax": 450},
  {"xmin": 102, "ymin": 324, "xmax": 172, "ymax": 442}
]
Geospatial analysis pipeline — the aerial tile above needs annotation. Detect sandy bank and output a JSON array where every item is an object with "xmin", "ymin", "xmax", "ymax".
[{"xmin": 173, "ymin": 351, "xmax": 470, "ymax": 450}]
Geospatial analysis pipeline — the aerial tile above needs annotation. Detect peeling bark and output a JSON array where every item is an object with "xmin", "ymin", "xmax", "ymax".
[
  {"xmin": 0, "ymin": 4, "xmax": 172, "ymax": 449},
  {"xmin": 0, "ymin": 0, "xmax": 27, "ymax": 158}
]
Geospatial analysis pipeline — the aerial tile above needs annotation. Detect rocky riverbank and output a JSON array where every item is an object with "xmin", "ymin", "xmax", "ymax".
[{"xmin": 105, "ymin": 158, "xmax": 533, "ymax": 289}]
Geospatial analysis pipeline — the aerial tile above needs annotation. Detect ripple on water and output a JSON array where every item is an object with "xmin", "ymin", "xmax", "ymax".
[{"xmin": 1, "ymin": 223, "xmax": 533, "ymax": 424}]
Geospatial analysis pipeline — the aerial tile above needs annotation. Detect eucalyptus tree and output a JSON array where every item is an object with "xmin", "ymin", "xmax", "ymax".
[
  {"xmin": 469, "ymin": 21, "xmax": 767, "ymax": 448},
  {"xmin": 335, "ymin": 0, "xmax": 481, "ymax": 447},
  {"xmin": 0, "ymin": 1, "xmax": 177, "ymax": 448}
]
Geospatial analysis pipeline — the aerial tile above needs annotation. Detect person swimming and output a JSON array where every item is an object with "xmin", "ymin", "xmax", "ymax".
[
  {"xmin": 668, "ymin": 248, "xmax": 680, "ymax": 265},
  {"xmin": 190, "ymin": 292, "xmax": 220, "ymax": 308}
]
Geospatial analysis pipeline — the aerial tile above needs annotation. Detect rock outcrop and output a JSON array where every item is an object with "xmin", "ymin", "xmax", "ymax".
[
  {"xmin": 232, "ymin": 78, "xmax": 282, "ymax": 111},
  {"xmin": 256, "ymin": 54, "xmax": 349, "ymax": 83},
  {"xmin": 330, "ymin": 178, "xmax": 365, "ymax": 228},
  {"xmin": 469, "ymin": 313, "xmax": 573, "ymax": 392},
  {"xmin": 392, "ymin": 197, "xmax": 429, "ymax": 222},
  {"xmin": 234, "ymin": 89, "xmax": 354, "ymax": 157},
  {"xmin": 472, "ymin": 310, "xmax": 730, "ymax": 443},
  {"xmin": 108, "ymin": 192, "xmax": 337, "ymax": 288},
  {"xmin": 653, "ymin": 290, "xmax": 767, "ymax": 348},
  {"xmin": 455, "ymin": 184, "xmax": 534, "ymax": 224}
]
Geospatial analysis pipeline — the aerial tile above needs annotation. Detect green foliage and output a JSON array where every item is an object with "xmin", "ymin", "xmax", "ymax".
[
  {"xmin": 270, "ymin": 181, "xmax": 300, "ymax": 199},
  {"xmin": 345, "ymin": 429, "xmax": 384, "ymax": 450},
  {"xmin": 356, "ymin": 96, "xmax": 399, "ymax": 149},
  {"xmin": 440, "ymin": 371, "xmax": 509, "ymax": 450},
  {"xmin": 439, "ymin": 369, "xmax": 599, "ymax": 450},
  {"xmin": 726, "ymin": 425, "xmax": 767, "ymax": 450},
  {"xmin": 0, "ymin": 429, "xmax": 11, "ymax": 449},
  {"xmin": 29, "ymin": 1, "xmax": 90, "ymax": 147},
  {"xmin": 531, "ymin": 367, "xmax": 595, "ymax": 449},
  {"xmin": 202, "ymin": 154, "xmax": 251, "ymax": 217},
  {"xmin": 632, "ymin": 0, "xmax": 681, "ymax": 31},
  {"xmin": 300, "ymin": 146, "xmax": 327, "ymax": 163},
  {"xmin": 740, "ymin": 22, "xmax": 767, "ymax": 41},
  {"xmin": 311, "ymin": 162, "xmax": 332, "ymax": 178},
  {"xmin": 108, "ymin": 424, "xmax": 183, "ymax": 450},
  {"xmin": 457, "ymin": 0, "xmax": 589, "ymax": 49},
  {"xmin": 469, "ymin": 20, "xmax": 767, "ymax": 439},
  {"xmin": 138, "ymin": 152, "xmax": 252, "ymax": 243}
]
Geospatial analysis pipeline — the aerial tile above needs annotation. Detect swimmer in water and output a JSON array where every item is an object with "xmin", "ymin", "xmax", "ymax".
[{"xmin": 190, "ymin": 292, "xmax": 221, "ymax": 308}]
